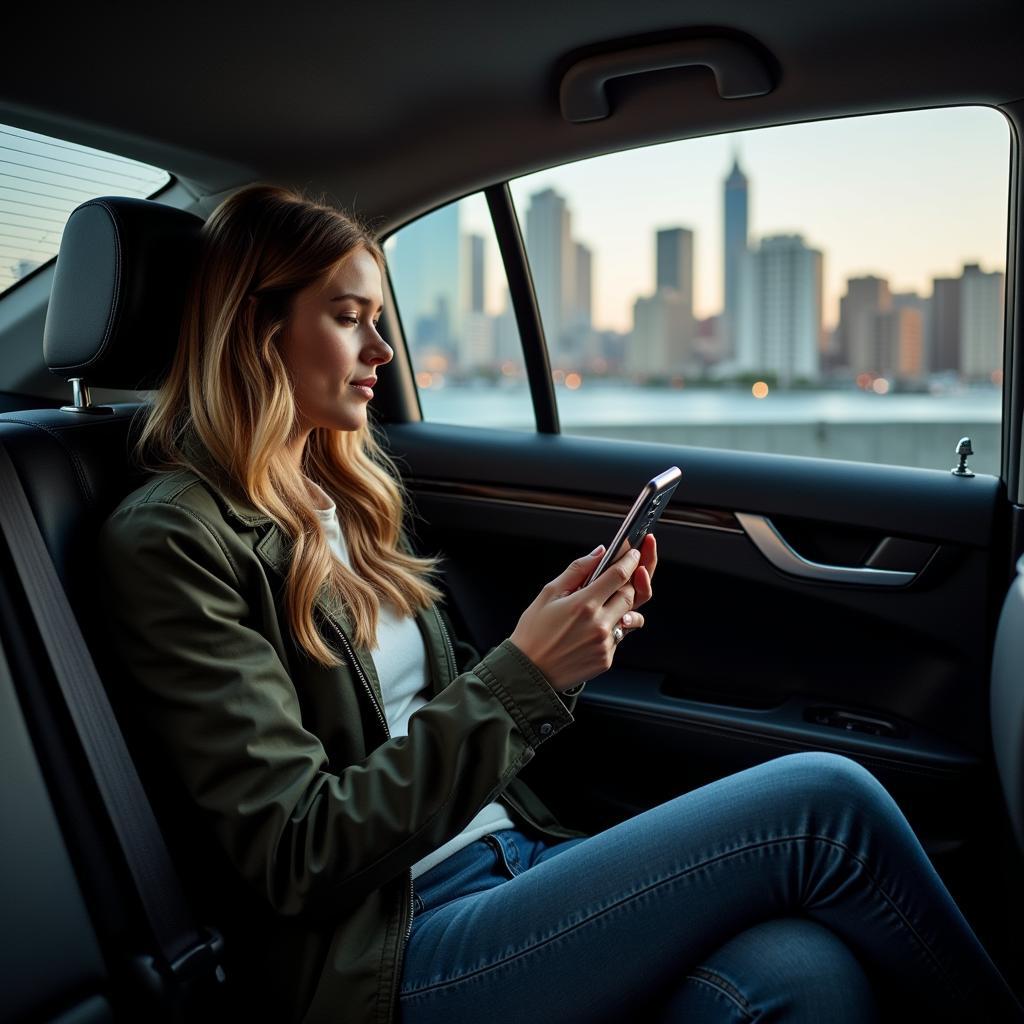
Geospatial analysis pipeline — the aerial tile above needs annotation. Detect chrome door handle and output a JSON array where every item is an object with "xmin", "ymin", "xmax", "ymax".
[{"xmin": 735, "ymin": 513, "xmax": 915, "ymax": 588}]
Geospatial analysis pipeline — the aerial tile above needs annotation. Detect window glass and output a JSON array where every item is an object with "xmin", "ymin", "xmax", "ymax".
[
  {"xmin": 385, "ymin": 192, "xmax": 533, "ymax": 429},
  {"xmin": 1, "ymin": 124, "xmax": 170, "ymax": 296},
  {"xmin": 509, "ymin": 107, "xmax": 1009, "ymax": 474}
]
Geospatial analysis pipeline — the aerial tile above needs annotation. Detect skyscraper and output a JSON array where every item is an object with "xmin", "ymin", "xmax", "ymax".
[
  {"xmin": 723, "ymin": 154, "xmax": 749, "ymax": 359},
  {"xmin": 736, "ymin": 234, "xmax": 822, "ymax": 385},
  {"xmin": 524, "ymin": 187, "xmax": 575, "ymax": 365},
  {"xmin": 456, "ymin": 233, "xmax": 493, "ymax": 370}
]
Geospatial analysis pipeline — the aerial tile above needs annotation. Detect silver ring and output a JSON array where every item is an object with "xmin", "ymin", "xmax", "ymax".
[{"xmin": 612, "ymin": 625, "xmax": 625, "ymax": 644}]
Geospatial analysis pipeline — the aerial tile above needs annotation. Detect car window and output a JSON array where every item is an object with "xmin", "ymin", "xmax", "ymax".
[
  {"xmin": 0, "ymin": 123, "xmax": 170, "ymax": 296},
  {"xmin": 506, "ymin": 107, "xmax": 1009, "ymax": 474},
  {"xmin": 385, "ymin": 192, "xmax": 533, "ymax": 430}
]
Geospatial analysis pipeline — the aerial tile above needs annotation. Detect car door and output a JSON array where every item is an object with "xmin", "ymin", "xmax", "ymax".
[{"xmin": 375, "ymin": 103, "xmax": 1023, "ymax": 983}]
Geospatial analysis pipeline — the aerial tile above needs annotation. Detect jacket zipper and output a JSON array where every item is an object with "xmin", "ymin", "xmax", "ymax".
[
  {"xmin": 320, "ymin": 612, "xmax": 417, "ymax": 995},
  {"xmin": 435, "ymin": 609, "xmax": 458, "ymax": 683}
]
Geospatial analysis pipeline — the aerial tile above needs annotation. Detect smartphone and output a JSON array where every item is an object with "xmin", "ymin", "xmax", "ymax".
[{"xmin": 583, "ymin": 466, "xmax": 682, "ymax": 587}]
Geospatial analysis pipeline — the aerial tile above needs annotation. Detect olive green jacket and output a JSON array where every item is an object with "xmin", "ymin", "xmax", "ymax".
[{"xmin": 97, "ymin": 464, "xmax": 587, "ymax": 1024}]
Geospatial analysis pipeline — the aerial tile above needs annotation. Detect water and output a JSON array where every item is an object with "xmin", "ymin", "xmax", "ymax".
[{"xmin": 418, "ymin": 385, "xmax": 1003, "ymax": 475}]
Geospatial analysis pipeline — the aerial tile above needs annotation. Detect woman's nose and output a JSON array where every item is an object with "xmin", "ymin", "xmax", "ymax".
[{"xmin": 367, "ymin": 335, "xmax": 393, "ymax": 366}]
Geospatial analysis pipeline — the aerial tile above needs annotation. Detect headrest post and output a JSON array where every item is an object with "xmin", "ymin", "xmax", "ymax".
[{"xmin": 59, "ymin": 378, "xmax": 114, "ymax": 416}]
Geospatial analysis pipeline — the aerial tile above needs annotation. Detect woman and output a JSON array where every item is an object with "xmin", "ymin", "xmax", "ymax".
[{"xmin": 98, "ymin": 184, "xmax": 1022, "ymax": 1023}]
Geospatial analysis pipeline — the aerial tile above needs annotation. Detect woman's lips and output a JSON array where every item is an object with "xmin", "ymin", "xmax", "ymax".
[{"xmin": 350, "ymin": 383, "xmax": 374, "ymax": 399}]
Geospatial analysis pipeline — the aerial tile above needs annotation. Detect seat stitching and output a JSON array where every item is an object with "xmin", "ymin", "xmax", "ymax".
[{"xmin": 0, "ymin": 417, "xmax": 95, "ymax": 507}]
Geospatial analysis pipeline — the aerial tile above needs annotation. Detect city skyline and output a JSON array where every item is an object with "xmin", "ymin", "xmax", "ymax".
[
  {"xmin": 494, "ymin": 106, "xmax": 1010, "ymax": 333},
  {"xmin": 390, "ymin": 139, "xmax": 1006, "ymax": 384}
]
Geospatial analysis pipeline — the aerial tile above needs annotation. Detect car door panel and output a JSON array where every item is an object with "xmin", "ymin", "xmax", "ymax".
[{"xmin": 385, "ymin": 421, "xmax": 1002, "ymax": 859}]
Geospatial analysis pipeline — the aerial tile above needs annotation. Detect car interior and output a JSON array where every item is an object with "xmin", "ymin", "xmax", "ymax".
[{"xmin": 2, "ymin": 2, "xmax": 1024, "ymax": 1021}]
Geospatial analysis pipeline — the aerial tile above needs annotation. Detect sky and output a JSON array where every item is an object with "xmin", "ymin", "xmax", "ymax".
[{"xmin": 463, "ymin": 106, "xmax": 1011, "ymax": 333}]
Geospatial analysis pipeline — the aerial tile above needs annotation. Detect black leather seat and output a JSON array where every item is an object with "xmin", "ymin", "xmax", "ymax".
[{"xmin": 0, "ymin": 196, "xmax": 209, "ymax": 1017}]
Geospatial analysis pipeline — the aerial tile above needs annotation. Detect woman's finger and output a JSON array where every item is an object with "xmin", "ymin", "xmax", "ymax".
[
  {"xmin": 584, "ymin": 548, "xmax": 642, "ymax": 603},
  {"xmin": 620, "ymin": 610, "xmax": 645, "ymax": 633},
  {"xmin": 631, "ymin": 565, "xmax": 652, "ymax": 608},
  {"xmin": 639, "ymin": 533, "xmax": 657, "ymax": 583},
  {"xmin": 604, "ymin": 583, "xmax": 635, "ymax": 623}
]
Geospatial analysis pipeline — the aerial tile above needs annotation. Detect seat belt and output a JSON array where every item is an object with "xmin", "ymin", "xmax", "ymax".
[{"xmin": 0, "ymin": 441, "xmax": 225, "ymax": 1013}]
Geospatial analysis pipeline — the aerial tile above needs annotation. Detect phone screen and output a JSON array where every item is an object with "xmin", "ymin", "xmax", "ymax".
[{"xmin": 583, "ymin": 466, "xmax": 681, "ymax": 587}]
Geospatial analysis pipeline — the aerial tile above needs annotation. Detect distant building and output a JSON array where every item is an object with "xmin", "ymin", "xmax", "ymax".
[
  {"xmin": 656, "ymin": 227, "xmax": 694, "ymax": 310},
  {"xmin": 930, "ymin": 276, "xmax": 961, "ymax": 373},
  {"xmin": 524, "ymin": 187, "xmax": 576, "ymax": 366},
  {"xmin": 722, "ymin": 154, "xmax": 749, "ymax": 360},
  {"xmin": 892, "ymin": 288, "xmax": 933, "ymax": 372},
  {"xmin": 876, "ymin": 307, "xmax": 924, "ymax": 378},
  {"xmin": 837, "ymin": 276, "xmax": 891, "ymax": 374},
  {"xmin": 464, "ymin": 233, "xmax": 485, "ymax": 314},
  {"xmin": 960, "ymin": 263, "xmax": 1005, "ymax": 380},
  {"xmin": 15, "ymin": 258, "xmax": 41, "ymax": 280},
  {"xmin": 695, "ymin": 314, "xmax": 723, "ymax": 366},
  {"xmin": 736, "ymin": 234, "xmax": 822, "ymax": 385},
  {"xmin": 387, "ymin": 202, "xmax": 461, "ymax": 360},
  {"xmin": 568, "ymin": 241, "xmax": 596, "ymax": 364},
  {"xmin": 595, "ymin": 328, "xmax": 628, "ymax": 372},
  {"xmin": 627, "ymin": 289, "xmax": 695, "ymax": 378}
]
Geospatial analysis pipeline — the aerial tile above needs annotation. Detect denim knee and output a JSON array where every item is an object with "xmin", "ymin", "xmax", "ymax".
[
  {"xmin": 770, "ymin": 751, "xmax": 899, "ymax": 817},
  {"xmin": 665, "ymin": 917, "xmax": 878, "ymax": 1022}
]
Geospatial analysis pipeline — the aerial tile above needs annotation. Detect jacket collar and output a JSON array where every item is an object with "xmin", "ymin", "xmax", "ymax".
[{"xmin": 181, "ymin": 447, "xmax": 275, "ymax": 529}]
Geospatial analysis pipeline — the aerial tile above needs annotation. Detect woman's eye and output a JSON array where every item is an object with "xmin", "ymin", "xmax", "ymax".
[{"xmin": 336, "ymin": 315, "xmax": 381, "ymax": 329}]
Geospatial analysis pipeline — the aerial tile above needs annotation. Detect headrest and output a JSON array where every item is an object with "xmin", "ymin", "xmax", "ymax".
[{"xmin": 43, "ymin": 196, "xmax": 204, "ymax": 390}]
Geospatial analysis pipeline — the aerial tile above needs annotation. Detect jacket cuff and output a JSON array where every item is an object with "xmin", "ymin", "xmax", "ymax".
[{"xmin": 473, "ymin": 639, "xmax": 573, "ymax": 749}]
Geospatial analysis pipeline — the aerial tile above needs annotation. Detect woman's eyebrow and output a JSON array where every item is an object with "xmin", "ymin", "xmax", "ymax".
[{"xmin": 330, "ymin": 293, "xmax": 384, "ymax": 312}]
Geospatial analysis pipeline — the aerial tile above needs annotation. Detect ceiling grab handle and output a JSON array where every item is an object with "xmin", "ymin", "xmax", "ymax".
[
  {"xmin": 559, "ymin": 38, "xmax": 773, "ymax": 123},
  {"xmin": 735, "ymin": 512, "xmax": 916, "ymax": 588}
]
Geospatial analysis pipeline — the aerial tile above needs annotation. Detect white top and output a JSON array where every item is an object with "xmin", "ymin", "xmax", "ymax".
[{"xmin": 305, "ymin": 478, "xmax": 513, "ymax": 880}]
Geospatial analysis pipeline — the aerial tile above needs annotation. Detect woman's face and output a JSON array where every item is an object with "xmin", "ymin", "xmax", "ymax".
[{"xmin": 278, "ymin": 246, "xmax": 393, "ymax": 435}]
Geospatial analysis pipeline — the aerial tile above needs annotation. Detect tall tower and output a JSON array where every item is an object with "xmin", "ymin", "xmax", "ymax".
[
  {"xmin": 723, "ymin": 151, "xmax": 749, "ymax": 358},
  {"xmin": 524, "ymin": 187, "xmax": 575, "ymax": 365}
]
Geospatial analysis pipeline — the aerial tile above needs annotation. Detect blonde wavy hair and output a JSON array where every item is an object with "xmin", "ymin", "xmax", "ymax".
[{"xmin": 135, "ymin": 183, "xmax": 443, "ymax": 664}]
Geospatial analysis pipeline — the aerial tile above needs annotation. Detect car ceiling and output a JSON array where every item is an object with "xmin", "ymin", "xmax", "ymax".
[{"xmin": 3, "ymin": 0, "xmax": 1024, "ymax": 230}]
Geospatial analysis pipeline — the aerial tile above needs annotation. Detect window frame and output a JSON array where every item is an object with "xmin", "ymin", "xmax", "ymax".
[{"xmin": 380, "ymin": 104, "xmax": 1020, "ymax": 490}]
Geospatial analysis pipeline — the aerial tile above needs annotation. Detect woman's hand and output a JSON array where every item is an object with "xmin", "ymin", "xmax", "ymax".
[
  {"xmin": 509, "ymin": 535, "xmax": 657, "ymax": 692},
  {"xmin": 619, "ymin": 532, "xmax": 657, "ymax": 639}
]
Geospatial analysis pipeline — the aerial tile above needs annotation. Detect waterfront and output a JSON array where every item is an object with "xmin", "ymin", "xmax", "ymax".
[{"xmin": 418, "ymin": 385, "xmax": 1003, "ymax": 475}]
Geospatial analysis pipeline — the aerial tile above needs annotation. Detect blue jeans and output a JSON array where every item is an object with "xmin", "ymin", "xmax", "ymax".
[{"xmin": 398, "ymin": 752, "xmax": 1022, "ymax": 1022}]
